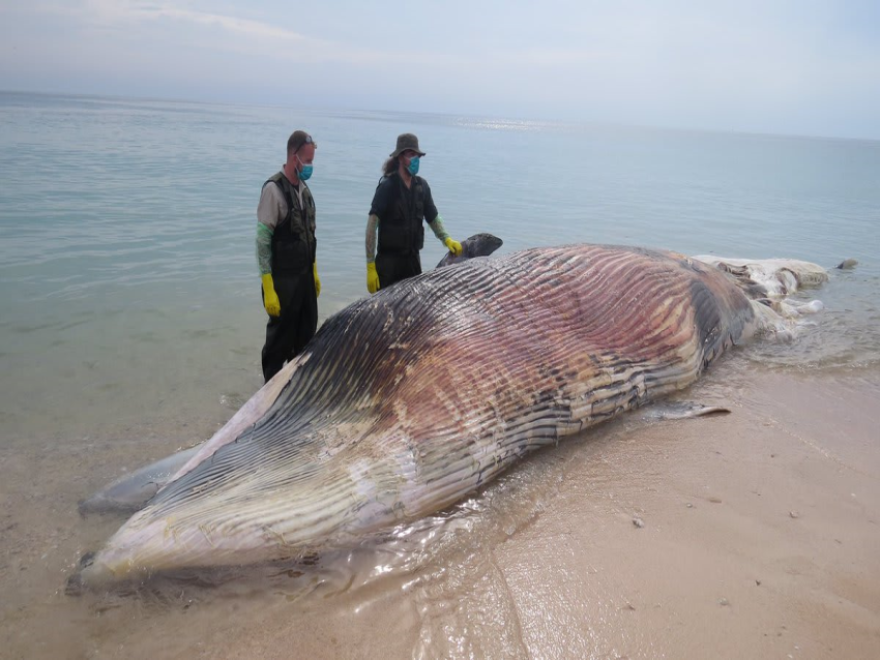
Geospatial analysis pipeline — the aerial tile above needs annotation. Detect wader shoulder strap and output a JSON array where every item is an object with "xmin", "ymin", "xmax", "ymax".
[{"xmin": 264, "ymin": 173, "xmax": 301, "ymax": 227}]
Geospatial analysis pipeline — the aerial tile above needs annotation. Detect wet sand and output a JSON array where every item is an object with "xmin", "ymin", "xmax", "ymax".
[{"xmin": 1, "ymin": 365, "xmax": 879, "ymax": 659}]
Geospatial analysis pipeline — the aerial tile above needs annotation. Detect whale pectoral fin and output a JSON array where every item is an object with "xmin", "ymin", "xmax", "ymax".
[
  {"xmin": 435, "ymin": 233, "xmax": 503, "ymax": 268},
  {"xmin": 78, "ymin": 443, "xmax": 204, "ymax": 517},
  {"xmin": 638, "ymin": 402, "xmax": 732, "ymax": 422}
]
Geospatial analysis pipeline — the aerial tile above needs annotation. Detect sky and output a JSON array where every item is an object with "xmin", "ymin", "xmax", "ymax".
[{"xmin": 1, "ymin": 0, "xmax": 879, "ymax": 139}]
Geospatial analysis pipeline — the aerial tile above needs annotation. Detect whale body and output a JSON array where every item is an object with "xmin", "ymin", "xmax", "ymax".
[{"xmin": 73, "ymin": 243, "xmax": 827, "ymax": 589}]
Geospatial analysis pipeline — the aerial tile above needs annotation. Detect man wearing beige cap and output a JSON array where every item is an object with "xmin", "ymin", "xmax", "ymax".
[
  {"xmin": 256, "ymin": 130, "xmax": 320, "ymax": 382},
  {"xmin": 365, "ymin": 133, "xmax": 462, "ymax": 293}
]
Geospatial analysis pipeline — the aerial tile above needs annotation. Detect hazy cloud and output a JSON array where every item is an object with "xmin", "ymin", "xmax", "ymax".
[{"xmin": 1, "ymin": 0, "xmax": 878, "ymax": 138}]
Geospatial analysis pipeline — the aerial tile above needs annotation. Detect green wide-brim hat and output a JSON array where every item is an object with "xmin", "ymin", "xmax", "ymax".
[{"xmin": 390, "ymin": 133, "xmax": 426, "ymax": 158}]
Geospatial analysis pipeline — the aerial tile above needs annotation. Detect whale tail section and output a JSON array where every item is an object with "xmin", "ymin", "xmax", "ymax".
[{"xmin": 691, "ymin": 255, "xmax": 829, "ymax": 340}]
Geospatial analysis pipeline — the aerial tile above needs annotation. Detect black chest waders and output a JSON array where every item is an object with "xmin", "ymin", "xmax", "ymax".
[{"xmin": 260, "ymin": 173, "xmax": 319, "ymax": 382}]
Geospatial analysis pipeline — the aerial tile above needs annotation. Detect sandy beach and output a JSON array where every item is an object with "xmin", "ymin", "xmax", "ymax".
[{"xmin": 1, "ymin": 359, "xmax": 878, "ymax": 660}]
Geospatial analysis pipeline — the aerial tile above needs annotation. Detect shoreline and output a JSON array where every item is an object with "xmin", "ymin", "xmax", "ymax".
[{"xmin": 1, "ymin": 366, "xmax": 878, "ymax": 658}]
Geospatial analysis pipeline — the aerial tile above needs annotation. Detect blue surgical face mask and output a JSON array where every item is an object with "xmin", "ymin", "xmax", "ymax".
[
  {"xmin": 406, "ymin": 156, "xmax": 420, "ymax": 176},
  {"xmin": 297, "ymin": 156, "xmax": 313, "ymax": 181}
]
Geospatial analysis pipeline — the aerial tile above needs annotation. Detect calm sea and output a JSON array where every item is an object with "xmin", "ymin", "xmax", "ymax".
[{"xmin": 0, "ymin": 91, "xmax": 878, "ymax": 443}]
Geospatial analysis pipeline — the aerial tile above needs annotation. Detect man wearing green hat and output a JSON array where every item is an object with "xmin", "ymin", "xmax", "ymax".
[
  {"xmin": 365, "ymin": 133, "xmax": 462, "ymax": 293},
  {"xmin": 256, "ymin": 129, "xmax": 320, "ymax": 382}
]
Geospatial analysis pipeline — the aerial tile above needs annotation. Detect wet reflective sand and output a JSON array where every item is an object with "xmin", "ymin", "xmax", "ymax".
[{"xmin": 2, "ymin": 363, "xmax": 879, "ymax": 660}]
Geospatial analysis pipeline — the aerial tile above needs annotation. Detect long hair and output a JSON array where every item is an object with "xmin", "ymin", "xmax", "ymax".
[{"xmin": 382, "ymin": 156, "xmax": 399, "ymax": 176}]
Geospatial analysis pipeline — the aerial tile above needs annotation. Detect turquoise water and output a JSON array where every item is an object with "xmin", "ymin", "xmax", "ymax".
[{"xmin": 1, "ymin": 91, "xmax": 879, "ymax": 441}]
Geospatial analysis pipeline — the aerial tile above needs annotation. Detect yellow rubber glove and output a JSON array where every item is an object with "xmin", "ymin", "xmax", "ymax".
[
  {"xmin": 261, "ymin": 273, "xmax": 281, "ymax": 317},
  {"xmin": 444, "ymin": 237, "xmax": 463, "ymax": 256},
  {"xmin": 313, "ymin": 262, "xmax": 321, "ymax": 297},
  {"xmin": 367, "ymin": 262, "xmax": 380, "ymax": 294}
]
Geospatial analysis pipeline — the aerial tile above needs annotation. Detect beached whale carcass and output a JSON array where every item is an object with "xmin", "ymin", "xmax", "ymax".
[{"xmin": 73, "ymin": 243, "xmax": 825, "ymax": 588}]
